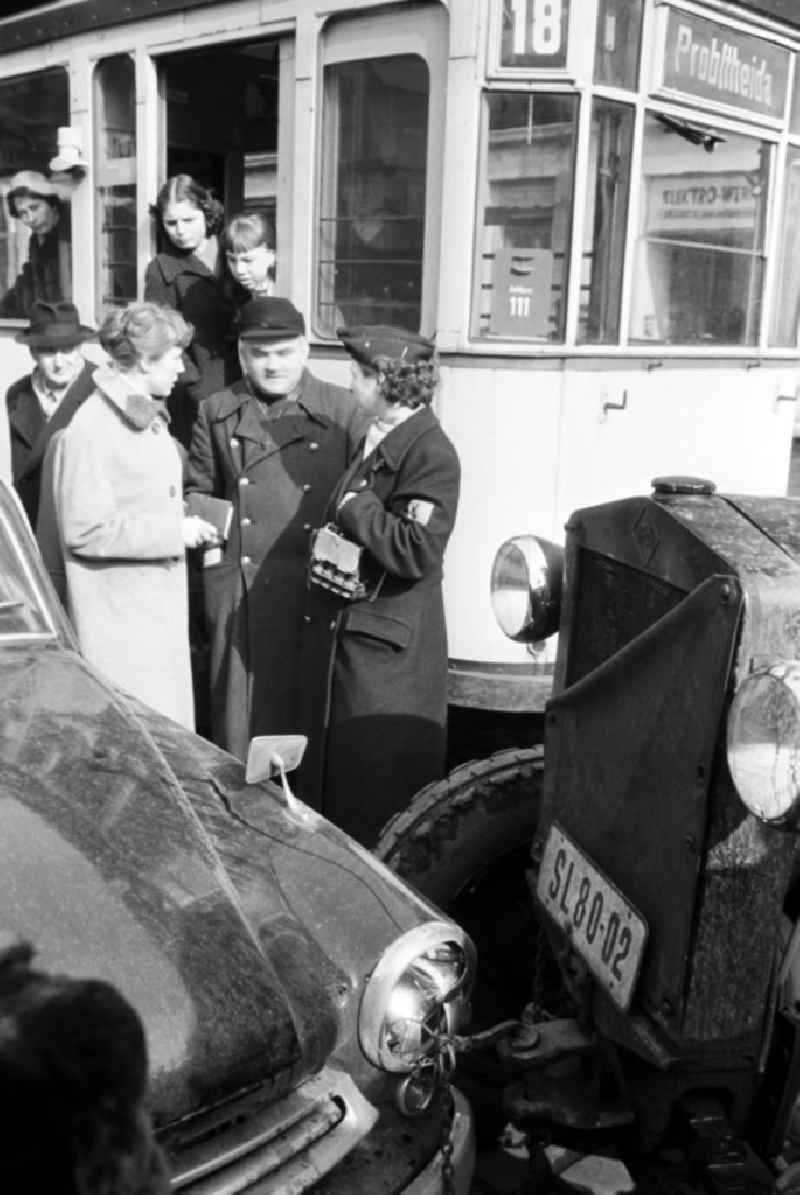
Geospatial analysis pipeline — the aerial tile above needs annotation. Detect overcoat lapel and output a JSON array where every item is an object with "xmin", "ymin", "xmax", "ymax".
[{"xmin": 8, "ymin": 397, "xmax": 45, "ymax": 454}]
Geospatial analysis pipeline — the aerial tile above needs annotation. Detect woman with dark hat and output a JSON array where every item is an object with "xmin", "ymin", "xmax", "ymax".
[
  {"xmin": 300, "ymin": 325, "xmax": 461, "ymax": 847},
  {"xmin": 1, "ymin": 171, "xmax": 71, "ymax": 318},
  {"xmin": 6, "ymin": 300, "xmax": 96, "ymax": 527}
]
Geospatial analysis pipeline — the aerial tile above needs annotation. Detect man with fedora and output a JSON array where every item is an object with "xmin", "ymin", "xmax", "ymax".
[
  {"xmin": 6, "ymin": 300, "xmax": 95, "ymax": 526},
  {"xmin": 186, "ymin": 296, "xmax": 365, "ymax": 761}
]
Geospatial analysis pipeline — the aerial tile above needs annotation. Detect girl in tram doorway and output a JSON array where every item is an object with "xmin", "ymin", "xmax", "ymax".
[
  {"xmin": 300, "ymin": 326, "xmax": 461, "ymax": 848},
  {"xmin": 144, "ymin": 175, "xmax": 240, "ymax": 450},
  {"xmin": 2, "ymin": 172, "xmax": 71, "ymax": 319}
]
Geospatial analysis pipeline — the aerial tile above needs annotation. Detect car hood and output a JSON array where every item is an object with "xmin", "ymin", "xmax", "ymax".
[{"xmin": 0, "ymin": 648, "xmax": 319, "ymax": 1125}]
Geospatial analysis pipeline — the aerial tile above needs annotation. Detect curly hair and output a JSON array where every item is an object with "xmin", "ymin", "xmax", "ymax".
[
  {"xmin": 0, "ymin": 941, "xmax": 169, "ymax": 1194},
  {"xmin": 99, "ymin": 302, "xmax": 193, "ymax": 369},
  {"xmin": 222, "ymin": 211, "xmax": 274, "ymax": 254},
  {"xmin": 153, "ymin": 174, "xmax": 224, "ymax": 238},
  {"xmin": 374, "ymin": 357, "xmax": 439, "ymax": 408}
]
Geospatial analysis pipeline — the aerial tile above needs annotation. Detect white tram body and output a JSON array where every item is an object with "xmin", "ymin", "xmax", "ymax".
[{"xmin": 0, "ymin": 0, "xmax": 798, "ymax": 722}]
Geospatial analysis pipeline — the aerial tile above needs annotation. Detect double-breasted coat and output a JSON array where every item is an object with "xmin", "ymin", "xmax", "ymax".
[
  {"xmin": 298, "ymin": 405, "xmax": 460, "ymax": 846},
  {"xmin": 6, "ymin": 360, "xmax": 95, "ymax": 527},
  {"xmin": 39, "ymin": 365, "xmax": 194, "ymax": 728},
  {"xmin": 144, "ymin": 249, "xmax": 247, "ymax": 447},
  {"xmin": 185, "ymin": 371, "xmax": 364, "ymax": 761}
]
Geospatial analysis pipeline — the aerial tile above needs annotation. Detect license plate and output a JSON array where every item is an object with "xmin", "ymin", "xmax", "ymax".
[{"xmin": 536, "ymin": 824, "xmax": 648, "ymax": 1011}]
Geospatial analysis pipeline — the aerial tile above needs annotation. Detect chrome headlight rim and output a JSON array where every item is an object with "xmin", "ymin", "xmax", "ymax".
[
  {"xmin": 490, "ymin": 534, "xmax": 563, "ymax": 644},
  {"xmin": 358, "ymin": 920, "xmax": 476, "ymax": 1074},
  {"xmin": 727, "ymin": 660, "xmax": 800, "ymax": 827}
]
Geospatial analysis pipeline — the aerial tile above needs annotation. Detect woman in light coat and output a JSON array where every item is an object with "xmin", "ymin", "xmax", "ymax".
[{"xmin": 41, "ymin": 302, "xmax": 217, "ymax": 727}]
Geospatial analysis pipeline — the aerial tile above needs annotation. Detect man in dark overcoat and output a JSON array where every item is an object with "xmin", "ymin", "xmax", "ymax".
[
  {"xmin": 298, "ymin": 326, "xmax": 460, "ymax": 846},
  {"xmin": 185, "ymin": 297, "xmax": 364, "ymax": 762},
  {"xmin": 5, "ymin": 300, "xmax": 96, "ymax": 527}
]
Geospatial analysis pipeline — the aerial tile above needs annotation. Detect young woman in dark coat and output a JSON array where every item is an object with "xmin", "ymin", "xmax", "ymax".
[
  {"xmin": 144, "ymin": 175, "xmax": 247, "ymax": 449},
  {"xmin": 300, "ymin": 326, "xmax": 460, "ymax": 847}
]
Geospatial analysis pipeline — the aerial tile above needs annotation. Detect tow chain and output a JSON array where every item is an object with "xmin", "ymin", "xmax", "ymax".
[{"xmin": 397, "ymin": 1022, "xmax": 521, "ymax": 1194}]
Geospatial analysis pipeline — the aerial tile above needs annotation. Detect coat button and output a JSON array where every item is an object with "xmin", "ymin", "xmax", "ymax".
[
  {"xmin": 303, "ymin": 522, "xmax": 312, "ymax": 532},
  {"xmin": 302, "ymin": 483, "xmax": 311, "ymax": 493},
  {"xmin": 241, "ymin": 555, "xmax": 252, "ymax": 565},
  {"xmin": 304, "ymin": 614, "xmax": 311, "ymax": 623},
  {"xmin": 169, "ymin": 485, "xmax": 176, "ymax": 497},
  {"xmin": 241, "ymin": 517, "xmax": 252, "ymax": 527},
  {"xmin": 231, "ymin": 437, "xmax": 239, "ymax": 447},
  {"xmin": 239, "ymin": 477, "xmax": 249, "ymax": 486},
  {"xmin": 309, "ymin": 441, "xmax": 319, "ymax": 451},
  {"xmin": 358, "ymin": 479, "xmax": 368, "ymax": 488},
  {"xmin": 329, "ymin": 619, "xmax": 337, "ymax": 630}
]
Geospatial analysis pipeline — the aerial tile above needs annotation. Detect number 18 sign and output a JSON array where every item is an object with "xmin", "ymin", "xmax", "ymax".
[{"xmin": 500, "ymin": 0, "xmax": 570, "ymax": 69}]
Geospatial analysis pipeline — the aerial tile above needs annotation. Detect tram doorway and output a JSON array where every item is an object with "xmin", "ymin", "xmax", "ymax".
[{"xmin": 157, "ymin": 38, "xmax": 288, "ymax": 279}]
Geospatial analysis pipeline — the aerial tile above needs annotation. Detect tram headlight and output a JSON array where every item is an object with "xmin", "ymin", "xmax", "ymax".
[
  {"xmin": 490, "ymin": 535, "xmax": 563, "ymax": 643},
  {"xmin": 358, "ymin": 922, "xmax": 475, "ymax": 1073},
  {"xmin": 727, "ymin": 661, "xmax": 800, "ymax": 826}
]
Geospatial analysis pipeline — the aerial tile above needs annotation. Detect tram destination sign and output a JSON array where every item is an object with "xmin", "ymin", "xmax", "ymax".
[{"xmin": 657, "ymin": 7, "xmax": 789, "ymax": 122}]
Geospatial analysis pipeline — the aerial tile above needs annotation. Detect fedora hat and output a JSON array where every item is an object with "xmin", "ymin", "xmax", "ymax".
[{"xmin": 16, "ymin": 301, "xmax": 95, "ymax": 350}]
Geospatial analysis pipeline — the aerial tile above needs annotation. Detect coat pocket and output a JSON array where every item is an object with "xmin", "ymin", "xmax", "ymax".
[{"xmin": 343, "ymin": 606, "xmax": 412, "ymax": 650}]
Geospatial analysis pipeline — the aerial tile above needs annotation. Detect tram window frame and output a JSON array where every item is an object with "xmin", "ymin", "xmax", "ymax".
[
  {"xmin": 0, "ymin": 65, "xmax": 72, "ymax": 324},
  {"xmin": 470, "ymin": 89, "xmax": 580, "ymax": 344},
  {"xmin": 314, "ymin": 6, "xmax": 447, "ymax": 339},
  {"xmin": 94, "ymin": 54, "xmax": 138, "ymax": 317},
  {"xmin": 628, "ymin": 109, "xmax": 773, "ymax": 348}
]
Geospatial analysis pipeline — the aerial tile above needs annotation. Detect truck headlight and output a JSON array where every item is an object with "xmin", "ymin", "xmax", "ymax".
[
  {"xmin": 491, "ymin": 535, "xmax": 563, "ymax": 643},
  {"xmin": 358, "ymin": 922, "xmax": 475, "ymax": 1073},
  {"xmin": 727, "ymin": 661, "xmax": 800, "ymax": 826}
]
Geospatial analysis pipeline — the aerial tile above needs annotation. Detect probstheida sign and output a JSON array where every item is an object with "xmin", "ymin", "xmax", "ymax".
[{"xmin": 657, "ymin": 7, "xmax": 789, "ymax": 122}]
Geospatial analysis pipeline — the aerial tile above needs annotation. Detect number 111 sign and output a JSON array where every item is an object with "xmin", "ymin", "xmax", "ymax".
[{"xmin": 500, "ymin": 0, "xmax": 570, "ymax": 69}]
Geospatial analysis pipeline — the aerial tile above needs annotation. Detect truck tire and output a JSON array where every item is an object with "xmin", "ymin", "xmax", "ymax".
[{"xmin": 376, "ymin": 747, "xmax": 546, "ymax": 1027}]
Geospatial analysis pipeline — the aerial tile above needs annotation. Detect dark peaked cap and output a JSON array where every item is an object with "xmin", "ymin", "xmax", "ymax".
[
  {"xmin": 338, "ymin": 325, "xmax": 435, "ymax": 369},
  {"xmin": 236, "ymin": 297, "xmax": 306, "ymax": 341}
]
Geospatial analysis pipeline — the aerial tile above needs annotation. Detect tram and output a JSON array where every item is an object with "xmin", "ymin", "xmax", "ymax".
[{"xmin": 0, "ymin": 0, "xmax": 799, "ymax": 786}]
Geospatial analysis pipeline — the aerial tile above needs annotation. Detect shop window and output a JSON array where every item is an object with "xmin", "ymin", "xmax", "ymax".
[
  {"xmin": 316, "ymin": 55, "xmax": 429, "ymax": 335},
  {"xmin": 593, "ymin": 0, "xmax": 643, "ymax": 90},
  {"xmin": 770, "ymin": 146, "xmax": 800, "ymax": 346},
  {"xmin": 629, "ymin": 113, "xmax": 770, "ymax": 346},
  {"xmin": 471, "ymin": 91, "xmax": 578, "ymax": 342},
  {"xmin": 0, "ymin": 68, "xmax": 71, "ymax": 320},
  {"xmin": 578, "ymin": 99, "xmax": 633, "ymax": 344},
  {"xmin": 94, "ymin": 55, "xmax": 137, "ymax": 316}
]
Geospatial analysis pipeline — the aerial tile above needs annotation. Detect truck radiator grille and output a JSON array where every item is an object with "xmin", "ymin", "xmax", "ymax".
[
  {"xmin": 566, "ymin": 548, "xmax": 684, "ymax": 685},
  {"xmin": 166, "ymin": 1068, "xmax": 377, "ymax": 1193}
]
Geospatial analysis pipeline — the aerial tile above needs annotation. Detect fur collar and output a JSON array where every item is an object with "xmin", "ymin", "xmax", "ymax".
[{"xmin": 93, "ymin": 364, "xmax": 167, "ymax": 430}]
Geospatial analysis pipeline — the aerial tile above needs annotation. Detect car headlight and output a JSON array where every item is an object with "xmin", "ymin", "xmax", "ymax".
[
  {"xmin": 727, "ymin": 661, "xmax": 800, "ymax": 826},
  {"xmin": 358, "ymin": 921, "xmax": 475, "ymax": 1073},
  {"xmin": 490, "ymin": 535, "xmax": 563, "ymax": 643}
]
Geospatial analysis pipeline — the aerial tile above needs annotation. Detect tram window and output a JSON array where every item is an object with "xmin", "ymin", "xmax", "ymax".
[
  {"xmin": 593, "ymin": 0, "xmax": 643, "ymax": 90},
  {"xmin": 94, "ymin": 56, "xmax": 137, "ymax": 314},
  {"xmin": 770, "ymin": 146, "xmax": 800, "ymax": 346},
  {"xmin": 0, "ymin": 68, "xmax": 71, "ymax": 320},
  {"xmin": 471, "ymin": 92, "xmax": 578, "ymax": 343},
  {"xmin": 316, "ymin": 55, "xmax": 429, "ymax": 335},
  {"xmin": 629, "ymin": 113, "xmax": 770, "ymax": 346},
  {"xmin": 579, "ymin": 100, "xmax": 633, "ymax": 345}
]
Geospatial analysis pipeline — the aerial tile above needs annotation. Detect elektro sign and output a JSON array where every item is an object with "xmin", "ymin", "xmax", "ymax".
[{"xmin": 658, "ymin": 7, "xmax": 789, "ymax": 122}]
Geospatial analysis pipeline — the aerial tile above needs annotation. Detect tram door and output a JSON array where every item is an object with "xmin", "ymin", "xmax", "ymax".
[{"xmin": 157, "ymin": 38, "xmax": 290, "ymax": 286}]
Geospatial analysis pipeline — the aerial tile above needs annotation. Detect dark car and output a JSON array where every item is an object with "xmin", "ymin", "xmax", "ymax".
[{"xmin": 0, "ymin": 478, "xmax": 475, "ymax": 1193}]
